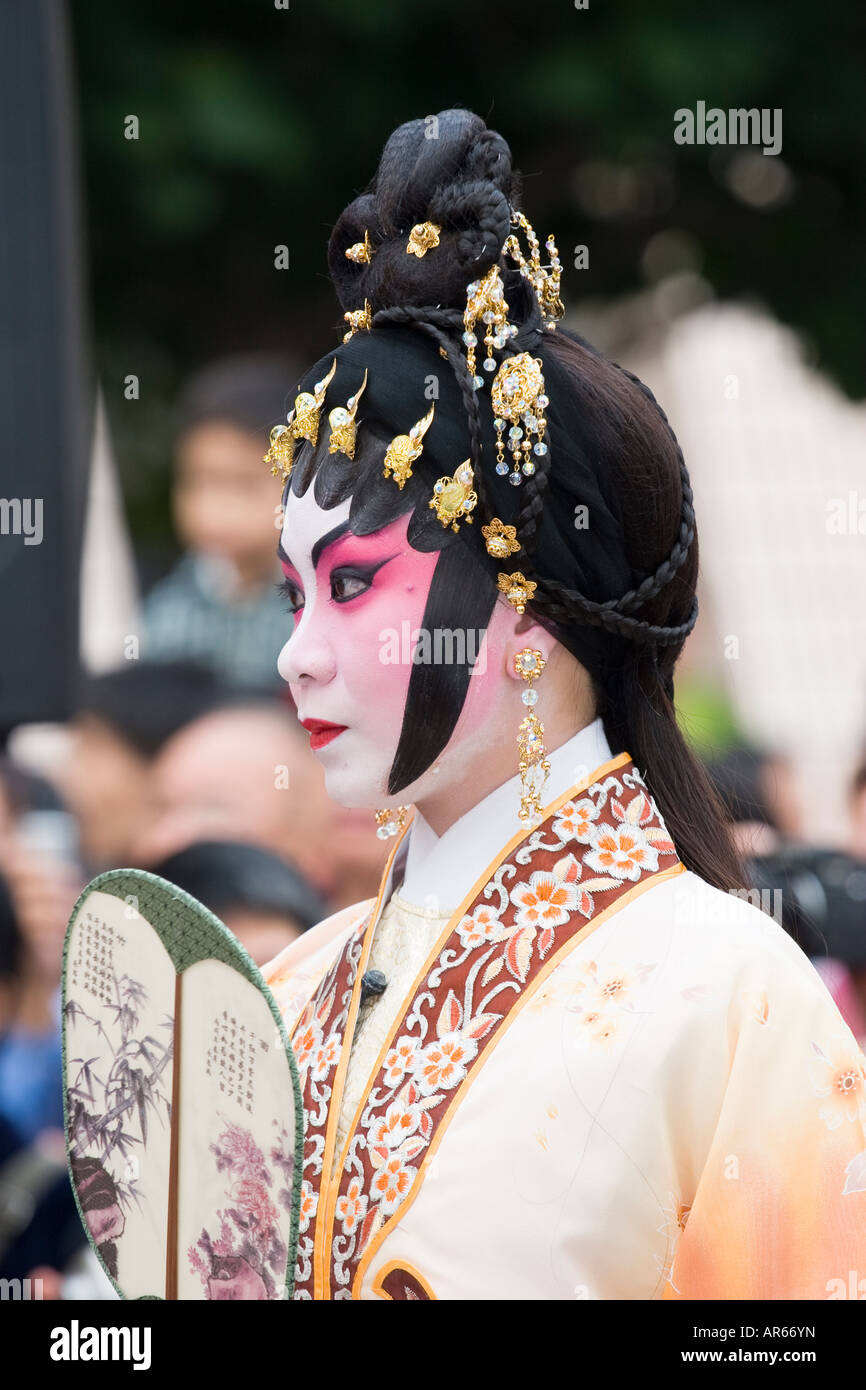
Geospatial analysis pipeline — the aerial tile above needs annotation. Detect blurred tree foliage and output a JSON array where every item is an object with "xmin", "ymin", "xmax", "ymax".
[{"xmin": 69, "ymin": 0, "xmax": 865, "ymax": 563}]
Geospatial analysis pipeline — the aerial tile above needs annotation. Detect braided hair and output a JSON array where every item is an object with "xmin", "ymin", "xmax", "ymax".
[{"xmin": 285, "ymin": 108, "xmax": 744, "ymax": 893}]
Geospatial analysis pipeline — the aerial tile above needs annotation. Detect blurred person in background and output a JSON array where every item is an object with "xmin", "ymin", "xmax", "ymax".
[
  {"xmin": 706, "ymin": 743, "xmax": 866, "ymax": 1042},
  {"xmin": 141, "ymin": 354, "xmax": 297, "ymax": 690},
  {"xmin": 0, "ymin": 766, "xmax": 80, "ymax": 1143},
  {"xmin": 703, "ymin": 743, "xmax": 803, "ymax": 858},
  {"xmin": 0, "ymin": 860, "xmax": 65, "ymax": 1141},
  {"xmin": 135, "ymin": 700, "xmax": 388, "ymax": 911},
  {"xmin": 149, "ymin": 839, "xmax": 329, "ymax": 966},
  {"xmin": 59, "ymin": 660, "xmax": 224, "ymax": 873},
  {"xmin": 849, "ymin": 750, "xmax": 866, "ymax": 861}
]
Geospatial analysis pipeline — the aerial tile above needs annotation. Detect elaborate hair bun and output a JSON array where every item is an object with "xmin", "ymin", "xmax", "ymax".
[{"xmin": 328, "ymin": 109, "xmax": 519, "ymax": 317}]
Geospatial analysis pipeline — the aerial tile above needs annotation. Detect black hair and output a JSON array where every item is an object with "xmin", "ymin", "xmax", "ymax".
[
  {"xmin": 704, "ymin": 745, "xmax": 780, "ymax": 829},
  {"xmin": 173, "ymin": 353, "xmax": 299, "ymax": 445},
  {"xmin": 282, "ymin": 108, "xmax": 745, "ymax": 893},
  {"xmin": 150, "ymin": 840, "xmax": 328, "ymax": 934},
  {"xmin": 75, "ymin": 661, "xmax": 226, "ymax": 757},
  {"xmin": 0, "ymin": 871, "xmax": 21, "ymax": 982}
]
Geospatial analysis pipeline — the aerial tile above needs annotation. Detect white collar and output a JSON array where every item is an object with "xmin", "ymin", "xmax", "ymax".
[{"xmin": 390, "ymin": 716, "xmax": 614, "ymax": 915}]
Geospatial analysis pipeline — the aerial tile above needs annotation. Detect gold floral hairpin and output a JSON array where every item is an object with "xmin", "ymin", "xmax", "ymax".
[
  {"xmin": 482, "ymin": 517, "xmax": 521, "ymax": 559},
  {"xmin": 429, "ymin": 459, "xmax": 477, "ymax": 532},
  {"xmin": 406, "ymin": 221, "xmax": 441, "ymax": 258},
  {"xmin": 497, "ymin": 571, "xmax": 537, "ymax": 615},
  {"xmin": 382, "ymin": 404, "xmax": 435, "ymax": 489},
  {"xmin": 343, "ymin": 300, "xmax": 372, "ymax": 342},
  {"xmin": 345, "ymin": 230, "xmax": 373, "ymax": 264},
  {"xmin": 327, "ymin": 369, "xmax": 368, "ymax": 460}
]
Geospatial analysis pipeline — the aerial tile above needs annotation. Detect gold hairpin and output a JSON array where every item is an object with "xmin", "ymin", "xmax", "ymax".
[
  {"xmin": 327, "ymin": 369, "xmax": 368, "ymax": 460},
  {"xmin": 263, "ymin": 417, "xmax": 296, "ymax": 483},
  {"xmin": 503, "ymin": 210, "xmax": 564, "ymax": 327},
  {"xmin": 429, "ymin": 459, "xmax": 477, "ymax": 532},
  {"xmin": 292, "ymin": 359, "xmax": 337, "ymax": 448},
  {"xmin": 490, "ymin": 353, "xmax": 549, "ymax": 488},
  {"xmin": 343, "ymin": 299, "xmax": 372, "ymax": 342},
  {"xmin": 406, "ymin": 222, "xmax": 441, "ymax": 258},
  {"xmin": 345, "ymin": 230, "xmax": 373, "ymax": 264},
  {"xmin": 482, "ymin": 517, "xmax": 521, "ymax": 559},
  {"xmin": 497, "ymin": 571, "xmax": 537, "ymax": 615},
  {"xmin": 462, "ymin": 264, "xmax": 516, "ymax": 389},
  {"xmin": 382, "ymin": 404, "xmax": 435, "ymax": 489}
]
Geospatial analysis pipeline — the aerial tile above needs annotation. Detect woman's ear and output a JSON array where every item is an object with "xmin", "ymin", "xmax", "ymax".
[{"xmin": 503, "ymin": 612, "xmax": 558, "ymax": 679}]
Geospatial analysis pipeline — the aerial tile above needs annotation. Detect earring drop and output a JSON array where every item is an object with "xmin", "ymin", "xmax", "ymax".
[
  {"xmin": 514, "ymin": 647, "xmax": 550, "ymax": 826},
  {"xmin": 374, "ymin": 806, "xmax": 410, "ymax": 840}
]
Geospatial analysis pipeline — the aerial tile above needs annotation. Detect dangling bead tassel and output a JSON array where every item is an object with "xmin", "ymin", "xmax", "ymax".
[
  {"xmin": 514, "ymin": 648, "xmax": 551, "ymax": 826},
  {"xmin": 374, "ymin": 806, "xmax": 410, "ymax": 840}
]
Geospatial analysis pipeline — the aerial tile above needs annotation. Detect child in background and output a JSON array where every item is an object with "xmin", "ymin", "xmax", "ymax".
[{"xmin": 143, "ymin": 354, "xmax": 298, "ymax": 690}]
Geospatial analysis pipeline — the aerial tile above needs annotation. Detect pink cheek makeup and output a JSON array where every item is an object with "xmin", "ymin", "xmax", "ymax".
[{"xmin": 281, "ymin": 513, "xmax": 444, "ymax": 759}]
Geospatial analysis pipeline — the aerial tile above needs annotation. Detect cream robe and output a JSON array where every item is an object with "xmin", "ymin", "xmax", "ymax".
[{"xmin": 265, "ymin": 721, "xmax": 866, "ymax": 1300}]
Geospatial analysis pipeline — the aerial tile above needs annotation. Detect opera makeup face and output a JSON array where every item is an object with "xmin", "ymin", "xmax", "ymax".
[{"xmin": 277, "ymin": 483, "xmax": 517, "ymax": 813}]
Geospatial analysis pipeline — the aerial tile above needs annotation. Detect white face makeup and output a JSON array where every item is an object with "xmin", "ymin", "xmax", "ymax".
[{"xmin": 277, "ymin": 481, "xmax": 523, "ymax": 814}]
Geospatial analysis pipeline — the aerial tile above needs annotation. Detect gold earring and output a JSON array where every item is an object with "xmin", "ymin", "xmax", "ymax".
[
  {"xmin": 429, "ymin": 459, "xmax": 477, "ymax": 532},
  {"xmin": 345, "ymin": 230, "xmax": 373, "ymax": 263},
  {"xmin": 328, "ymin": 368, "xmax": 368, "ymax": 459},
  {"xmin": 382, "ymin": 403, "xmax": 435, "ymax": 489},
  {"xmin": 374, "ymin": 806, "xmax": 410, "ymax": 840},
  {"xmin": 513, "ymin": 648, "xmax": 550, "ymax": 826},
  {"xmin": 406, "ymin": 222, "xmax": 441, "ymax": 257},
  {"xmin": 292, "ymin": 359, "xmax": 337, "ymax": 447}
]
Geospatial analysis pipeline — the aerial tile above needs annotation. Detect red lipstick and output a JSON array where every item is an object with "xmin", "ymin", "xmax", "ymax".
[{"xmin": 300, "ymin": 718, "xmax": 347, "ymax": 750}]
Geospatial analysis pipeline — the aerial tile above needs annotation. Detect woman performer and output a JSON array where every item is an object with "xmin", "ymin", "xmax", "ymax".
[{"xmin": 263, "ymin": 109, "xmax": 866, "ymax": 1300}]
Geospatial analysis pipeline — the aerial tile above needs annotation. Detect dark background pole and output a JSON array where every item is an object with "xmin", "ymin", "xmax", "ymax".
[{"xmin": 0, "ymin": 0, "xmax": 91, "ymax": 739}]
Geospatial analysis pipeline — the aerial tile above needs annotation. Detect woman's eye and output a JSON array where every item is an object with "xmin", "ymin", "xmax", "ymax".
[
  {"xmin": 278, "ymin": 578, "xmax": 304, "ymax": 614},
  {"xmin": 331, "ymin": 570, "xmax": 373, "ymax": 603}
]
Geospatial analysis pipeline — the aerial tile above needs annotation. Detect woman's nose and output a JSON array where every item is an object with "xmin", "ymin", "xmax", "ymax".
[{"xmin": 277, "ymin": 606, "xmax": 337, "ymax": 687}]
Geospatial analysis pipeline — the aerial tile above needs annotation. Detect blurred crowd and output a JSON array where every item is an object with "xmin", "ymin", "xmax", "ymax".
[
  {"xmin": 0, "ymin": 356, "xmax": 390, "ymax": 1295},
  {"xmin": 1, "ymin": 354, "xmax": 865, "ymax": 1297}
]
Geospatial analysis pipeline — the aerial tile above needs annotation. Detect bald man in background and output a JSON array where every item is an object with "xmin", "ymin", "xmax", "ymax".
[{"xmin": 134, "ymin": 701, "xmax": 387, "ymax": 912}]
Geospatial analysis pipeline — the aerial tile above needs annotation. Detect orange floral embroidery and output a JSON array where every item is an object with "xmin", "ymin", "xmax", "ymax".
[
  {"xmin": 335, "ymin": 1176, "xmax": 368, "ymax": 1236},
  {"xmin": 369, "ymin": 1099, "xmax": 421, "ymax": 1148},
  {"xmin": 382, "ymin": 1036, "xmax": 418, "ymax": 1087},
  {"xmin": 553, "ymin": 798, "xmax": 600, "ymax": 843},
  {"xmin": 369, "ymin": 1153, "xmax": 416, "ymax": 1216},
  {"xmin": 585, "ymin": 824, "xmax": 659, "ymax": 881},
  {"xmin": 416, "ymin": 1033, "xmax": 478, "ymax": 1095},
  {"xmin": 298, "ymin": 1179, "xmax": 318, "ymax": 1234},
  {"xmin": 456, "ymin": 905, "xmax": 506, "ymax": 949},
  {"xmin": 292, "ymin": 1019, "xmax": 321, "ymax": 1074},
  {"xmin": 511, "ymin": 870, "xmax": 581, "ymax": 929}
]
